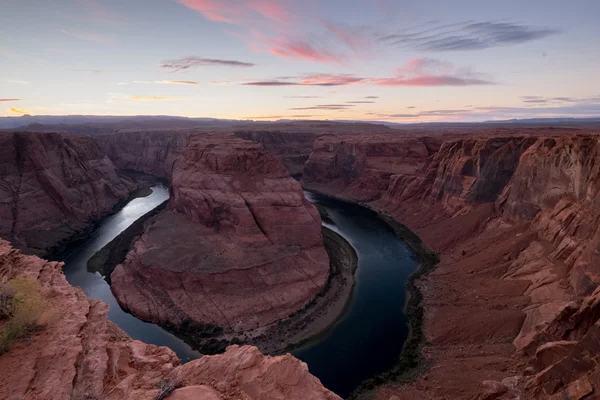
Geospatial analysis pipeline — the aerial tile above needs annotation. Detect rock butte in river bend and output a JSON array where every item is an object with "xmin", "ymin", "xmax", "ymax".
[
  {"xmin": 0, "ymin": 131, "xmax": 138, "ymax": 257},
  {"xmin": 0, "ymin": 239, "xmax": 340, "ymax": 400},
  {"xmin": 111, "ymin": 135, "xmax": 330, "ymax": 329},
  {"xmin": 3, "ymin": 123, "xmax": 600, "ymax": 399}
]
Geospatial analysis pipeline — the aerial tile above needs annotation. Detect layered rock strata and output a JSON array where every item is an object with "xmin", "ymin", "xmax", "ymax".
[
  {"xmin": 111, "ymin": 136, "xmax": 330, "ymax": 331},
  {"xmin": 0, "ymin": 131, "xmax": 137, "ymax": 257},
  {"xmin": 234, "ymin": 130, "xmax": 322, "ymax": 178},
  {"xmin": 0, "ymin": 239, "xmax": 340, "ymax": 400},
  {"xmin": 303, "ymin": 131, "xmax": 600, "ymax": 399},
  {"xmin": 99, "ymin": 130, "xmax": 190, "ymax": 180}
]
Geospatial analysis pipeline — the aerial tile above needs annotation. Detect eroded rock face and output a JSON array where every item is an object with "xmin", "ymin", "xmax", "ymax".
[
  {"xmin": 301, "ymin": 130, "xmax": 600, "ymax": 399},
  {"xmin": 234, "ymin": 130, "xmax": 322, "ymax": 178},
  {"xmin": 111, "ymin": 136, "xmax": 329, "ymax": 329},
  {"xmin": 0, "ymin": 239, "xmax": 340, "ymax": 400},
  {"xmin": 0, "ymin": 132, "xmax": 137, "ymax": 256},
  {"xmin": 100, "ymin": 131, "xmax": 189, "ymax": 180},
  {"xmin": 303, "ymin": 134, "xmax": 436, "ymax": 202}
]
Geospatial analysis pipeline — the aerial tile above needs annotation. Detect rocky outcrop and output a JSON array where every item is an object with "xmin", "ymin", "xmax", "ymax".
[
  {"xmin": 234, "ymin": 130, "xmax": 322, "ymax": 178},
  {"xmin": 0, "ymin": 238, "xmax": 340, "ymax": 400},
  {"xmin": 111, "ymin": 136, "xmax": 329, "ymax": 331},
  {"xmin": 100, "ymin": 131, "xmax": 190, "ymax": 180},
  {"xmin": 0, "ymin": 131, "xmax": 137, "ymax": 257},
  {"xmin": 302, "ymin": 130, "xmax": 600, "ymax": 399}
]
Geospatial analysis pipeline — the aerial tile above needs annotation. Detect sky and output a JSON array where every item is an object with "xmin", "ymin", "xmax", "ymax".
[{"xmin": 1, "ymin": 0, "xmax": 599, "ymax": 122}]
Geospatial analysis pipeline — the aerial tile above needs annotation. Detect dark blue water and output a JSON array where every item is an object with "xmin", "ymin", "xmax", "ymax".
[
  {"xmin": 61, "ymin": 185, "xmax": 200, "ymax": 362},
  {"xmin": 295, "ymin": 191, "xmax": 418, "ymax": 397},
  {"xmin": 59, "ymin": 186, "xmax": 417, "ymax": 397}
]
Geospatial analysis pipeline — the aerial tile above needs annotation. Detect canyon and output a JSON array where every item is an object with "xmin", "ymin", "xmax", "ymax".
[
  {"xmin": 0, "ymin": 132, "xmax": 139, "ymax": 257},
  {"xmin": 110, "ymin": 135, "xmax": 330, "ymax": 334},
  {"xmin": 302, "ymin": 128, "xmax": 600, "ymax": 399},
  {"xmin": 0, "ymin": 238, "xmax": 340, "ymax": 400},
  {"xmin": 2, "ymin": 123, "xmax": 600, "ymax": 400}
]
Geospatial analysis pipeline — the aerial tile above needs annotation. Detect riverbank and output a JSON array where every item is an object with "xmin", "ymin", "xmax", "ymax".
[
  {"xmin": 87, "ymin": 200, "xmax": 168, "ymax": 282},
  {"xmin": 152, "ymin": 225, "xmax": 358, "ymax": 355},
  {"xmin": 88, "ymin": 202, "xmax": 359, "ymax": 356},
  {"xmin": 254, "ymin": 226, "xmax": 358, "ymax": 354},
  {"xmin": 349, "ymin": 213, "xmax": 439, "ymax": 400},
  {"xmin": 302, "ymin": 185, "xmax": 440, "ymax": 399},
  {"xmin": 48, "ymin": 172, "xmax": 160, "ymax": 261}
]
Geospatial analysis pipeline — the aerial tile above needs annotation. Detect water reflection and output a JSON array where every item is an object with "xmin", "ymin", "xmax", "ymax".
[
  {"xmin": 296, "ymin": 190, "xmax": 418, "ymax": 397},
  {"xmin": 61, "ymin": 185, "xmax": 201, "ymax": 362}
]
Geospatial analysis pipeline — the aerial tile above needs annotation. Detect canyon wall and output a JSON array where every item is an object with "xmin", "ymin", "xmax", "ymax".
[
  {"xmin": 0, "ymin": 238, "xmax": 340, "ymax": 400},
  {"xmin": 100, "ymin": 131, "xmax": 190, "ymax": 180},
  {"xmin": 0, "ymin": 132, "xmax": 137, "ymax": 257},
  {"xmin": 111, "ymin": 136, "xmax": 330, "ymax": 331},
  {"xmin": 302, "ymin": 130, "xmax": 600, "ymax": 399},
  {"xmin": 234, "ymin": 130, "xmax": 322, "ymax": 177}
]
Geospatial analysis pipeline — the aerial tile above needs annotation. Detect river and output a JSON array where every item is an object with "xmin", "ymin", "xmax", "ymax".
[
  {"xmin": 60, "ymin": 185, "xmax": 200, "ymax": 362},
  {"xmin": 60, "ymin": 186, "xmax": 418, "ymax": 398},
  {"xmin": 296, "ymin": 191, "xmax": 418, "ymax": 397}
]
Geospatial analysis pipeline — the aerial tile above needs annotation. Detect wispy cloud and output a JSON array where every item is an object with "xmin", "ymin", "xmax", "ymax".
[
  {"xmin": 9, "ymin": 107, "xmax": 30, "ymax": 115},
  {"xmin": 122, "ymin": 80, "xmax": 199, "ymax": 85},
  {"xmin": 6, "ymin": 80, "xmax": 29, "ymax": 84},
  {"xmin": 176, "ymin": 0, "xmax": 291, "ymax": 24},
  {"xmin": 364, "ymin": 96, "xmax": 379, "ymax": 99},
  {"xmin": 60, "ymin": 29, "xmax": 114, "ymax": 44},
  {"xmin": 128, "ymin": 96, "xmax": 184, "ymax": 101},
  {"xmin": 372, "ymin": 57, "xmax": 494, "ymax": 86},
  {"xmin": 75, "ymin": 0, "xmax": 126, "ymax": 26},
  {"xmin": 290, "ymin": 104, "xmax": 355, "ymax": 111},
  {"xmin": 250, "ymin": 31, "xmax": 347, "ymax": 64},
  {"xmin": 244, "ymin": 59, "xmax": 493, "ymax": 88},
  {"xmin": 244, "ymin": 73, "xmax": 365, "ymax": 86},
  {"xmin": 347, "ymin": 100, "xmax": 375, "ymax": 104},
  {"xmin": 160, "ymin": 56, "xmax": 255, "ymax": 72},
  {"xmin": 520, "ymin": 95, "xmax": 579, "ymax": 105},
  {"xmin": 379, "ymin": 21, "xmax": 561, "ymax": 51},
  {"xmin": 284, "ymin": 96, "xmax": 323, "ymax": 99},
  {"xmin": 0, "ymin": 99, "xmax": 21, "ymax": 102}
]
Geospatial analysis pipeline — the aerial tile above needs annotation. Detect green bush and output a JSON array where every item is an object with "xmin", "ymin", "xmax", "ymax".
[{"xmin": 0, "ymin": 277, "xmax": 46, "ymax": 355}]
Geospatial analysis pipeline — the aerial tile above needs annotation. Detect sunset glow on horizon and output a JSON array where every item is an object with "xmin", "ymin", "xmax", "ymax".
[{"xmin": 1, "ymin": 0, "xmax": 599, "ymax": 122}]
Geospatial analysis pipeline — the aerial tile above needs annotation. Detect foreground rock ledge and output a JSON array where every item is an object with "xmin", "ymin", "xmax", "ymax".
[{"xmin": 0, "ymin": 239, "xmax": 340, "ymax": 400}]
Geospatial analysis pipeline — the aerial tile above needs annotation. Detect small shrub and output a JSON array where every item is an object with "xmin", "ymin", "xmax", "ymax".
[
  {"xmin": 0, "ymin": 279, "xmax": 15, "ymax": 319},
  {"xmin": 0, "ymin": 276, "xmax": 46, "ymax": 355},
  {"xmin": 155, "ymin": 378, "xmax": 185, "ymax": 400}
]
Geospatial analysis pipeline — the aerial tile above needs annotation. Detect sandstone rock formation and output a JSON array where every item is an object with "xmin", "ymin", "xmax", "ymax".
[
  {"xmin": 111, "ymin": 136, "xmax": 329, "ymax": 331},
  {"xmin": 100, "ymin": 130, "xmax": 190, "ymax": 180},
  {"xmin": 234, "ymin": 130, "xmax": 322, "ymax": 178},
  {"xmin": 302, "ymin": 129, "xmax": 600, "ymax": 399},
  {"xmin": 0, "ymin": 131, "xmax": 137, "ymax": 257},
  {"xmin": 0, "ymin": 238, "xmax": 340, "ymax": 400}
]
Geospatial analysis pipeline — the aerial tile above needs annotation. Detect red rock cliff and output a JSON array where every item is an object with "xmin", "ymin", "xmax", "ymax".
[
  {"xmin": 0, "ymin": 131, "xmax": 137, "ymax": 257},
  {"xmin": 111, "ymin": 136, "xmax": 329, "ymax": 330},
  {"xmin": 100, "ymin": 131, "xmax": 189, "ymax": 180},
  {"xmin": 303, "ymin": 130, "xmax": 600, "ymax": 399},
  {"xmin": 0, "ymin": 239, "xmax": 340, "ymax": 400},
  {"xmin": 234, "ymin": 130, "xmax": 322, "ymax": 178}
]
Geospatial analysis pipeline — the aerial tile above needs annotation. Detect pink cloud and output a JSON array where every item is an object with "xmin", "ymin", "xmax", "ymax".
[
  {"xmin": 299, "ymin": 74, "xmax": 364, "ymax": 85},
  {"xmin": 177, "ymin": 0, "xmax": 290, "ymax": 24},
  {"xmin": 244, "ymin": 73, "xmax": 364, "ymax": 86},
  {"xmin": 248, "ymin": 1, "xmax": 290, "ymax": 23},
  {"xmin": 373, "ymin": 57, "xmax": 494, "ymax": 86},
  {"xmin": 75, "ymin": 0, "xmax": 126, "ymax": 26},
  {"xmin": 251, "ymin": 31, "xmax": 346, "ymax": 63},
  {"xmin": 324, "ymin": 22, "xmax": 368, "ymax": 51}
]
